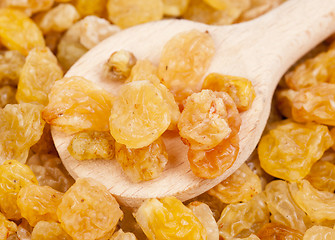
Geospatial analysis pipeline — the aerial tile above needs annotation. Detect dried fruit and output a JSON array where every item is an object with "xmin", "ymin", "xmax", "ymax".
[
  {"xmin": 187, "ymin": 201, "xmax": 219, "ymax": 240},
  {"xmin": 258, "ymin": 119, "xmax": 333, "ymax": 181},
  {"xmin": 291, "ymin": 83, "xmax": 335, "ymax": 126},
  {"xmin": 75, "ymin": 0, "xmax": 107, "ymax": 17},
  {"xmin": 255, "ymin": 223, "xmax": 303, "ymax": 240},
  {"xmin": 111, "ymin": 229, "xmax": 137, "ymax": 240},
  {"xmin": 68, "ymin": 131, "xmax": 115, "ymax": 161},
  {"xmin": 2, "ymin": 0, "xmax": 54, "ymax": 16},
  {"xmin": 57, "ymin": 16, "xmax": 120, "ymax": 70},
  {"xmin": 203, "ymin": 0, "xmax": 250, "ymax": 13},
  {"xmin": 105, "ymin": 50, "xmax": 137, "ymax": 81},
  {"xmin": 17, "ymin": 184, "xmax": 63, "ymax": 226},
  {"xmin": 303, "ymin": 225, "xmax": 335, "ymax": 240},
  {"xmin": 162, "ymin": 0, "xmax": 190, "ymax": 16},
  {"xmin": 289, "ymin": 180, "xmax": 335, "ymax": 223},
  {"xmin": 27, "ymin": 154, "xmax": 74, "ymax": 193},
  {"xmin": 285, "ymin": 49, "xmax": 335, "ymax": 90},
  {"xmin": 264, "ymin": 180, "xmax": 310, "ymax": 233},
  {"xmin": 35, "ymin": 3, "xmax": 80, "ymax": 34},
  {"xmin": 0, "ymin": 9, "xmax": 45, "ymax": 55},
  {"xmin": 187, "ymin": 91, "xmax": 241, "ymax": 178},
  {"xmin": 239, "ymin": 0, "xmax": 286, "ymax": 21},
  {"xmin": 114, "ymin": 138, "xmax": 168, "ymax": 182},
  {"xmin": 202, "ymin": 73, "xmax": 256, "ymax": 112},
  {"xmin": 43, "ymin": 76, "xmax": 114, "ymax": 133},
  {"xmin": 0, "ymin": 160, "xmax": 38, "ymax": 220},
  {"xmin": 305, "ymin": 160, "xmax": 335, "ymax": 193},
  {"xmin": 183, "ymin": 0, "xmax": 238, "ymax": 25},
  {"xmin": 134, "ymin": 196, "xmax": 207, "ymax": 240},
  {"xmin": 57, "ymin": 178, "xmax": 123, "ymax": 240},
  {"xmin": 178, "ymin": 90, "xmax": 232, "ymax": 150},
  {"xmin": 109, "ymin": 80, "xmax": 171, "ymax": 148},
  {"xmin": 158, "ymin": 29, "xmax": 215, "ymax": 104},
  {"xmin": 31, "ymin": 221, "xmax": 72, "ymax": 240},
  {"xmin": 0, "ymin": 86, "xmax": 16, "ymax": 107},
  {"xmin": 127, "ymin": 60, "xmax": 180, "ymax": 130},
  {"xmin": 16, "ymin": 47, "xmax": 63, "ymax": 105},
  {"xmin": 107, "ymin": 0, "xmax": 164, "ymax": 28},
  {"xmin": 208, "ymin": 163, "xmax": 262, "ymax": 204},
  {"xmin": 0, "ymin": 212, "xmax": 17, "ymax": 239},
  {"xmin": 217, "ymin": 193, "xmax": 270, "ymax": 239},
  {"xmin": 0, "ymin": 103, "xmax": 45, "ymax": 163},
  {"xmin": 275, "ymin": 88, "xmax": 297, "ymax": 119},
  {"xmin": 0, "ymin": 50, "xmax": 25, "ymax": 86},
  {"xmin": 232, "ymin": 234, "xmax": 260, "ymax": 240}
]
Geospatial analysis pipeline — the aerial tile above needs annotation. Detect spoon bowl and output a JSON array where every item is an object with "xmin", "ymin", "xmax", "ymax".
[{"xmin": 52, "ymin": 0, "xmax": 335, "ymax": 207}]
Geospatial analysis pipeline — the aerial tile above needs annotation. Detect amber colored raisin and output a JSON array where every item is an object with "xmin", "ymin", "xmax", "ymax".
[
  {"xmin": 275, "ymin": 89, "xmax": 297, "ymax": 119},
  {"xmin": 43, "ymin": 76, "xmax": 114, "ymax": 133},
  {"xmin": 0, "ymin": 50, "xmax": 25, "ymax": 86},
  {"xmin": 178, "ymin": 90, "xmax": 232, "ymax": 151},
  {"xmin": 203, "ymin": 0, "xmax": 250, "ymax": 13},
  {"xmin": 187, "ymin": 91, "xmax": 241, "ymax": 178},
  {"xmin": 0, "ymin": 160, "xmax": 38, "ymax": 220},
  {"xmin": 0, "ymin": 9, "xmax": 45, "ymax": 55},
  {"xmin": 107, "ymin": 0, "xmax": 163, "ymax": 29},
  {"xmin": 258, "ymin": 120, "xmax": 333, "ymax": 182},
  {"xmin": 0, "ymin": 86, "xmax": 16, "ymax": 108},
  {"xmin": 208, "ymin": 163, "xmax": 262, "ymax": 204},
  {"xmin": 75, "ymin": 0, "xmax": 107, "ymax": 17},
  {"xmin": 111, "ymin": 229, "xmax": 137, "ymax": 240},
  {"xmin": 109, "ymin": 80, "xmax": 171, "ymax": 148},
  {"xmin": 31, "ymin": 221, "xmax": 72, "ymax": 240},
  {"xmin": 115, "ymin": 138, "xmax": 168, "ymax": 182},
  {"xmin": 256, "ymin": 223, "xmax": 303, "ymax": 240},
  {"xmin": 16, "ymin": 47, "xmax": 63, "ymax": 105},
  {"xmin": 217, "ymin": 193, "xmax": 269, "ymax": 239},
  {"xmin": 0, "ymin": 103, "xmax": 45, "ymax": 163},
  {"xmin": 202, "ymin": 73, "xmax": 256, "ymax": 112},
  {"xmin": 187, "ymin": 201, "xmax": 219, "ymax": 240},
  {"xmin": 264, "ymin": 180, "xmax": 310, "ymax": 233},
  {"xmin": 158, "ymin": 29, "xmax": 215, "ymax": 105},
  {"xmin": 0, "ymin": 212, "xmax": 17, "ymax": 239},
  {"xmin": 2, "ymin": 0, "xmax": 54, "ymax": 16},
  {"xmin": 285, "ymin": 49, "xmax": 335, "ymax": 90},
  {"xmin": 68, "ymin": 131, "xmax": 115, "ymax": 161},
  {"xmin": 305, "ymin": 160, "xmax": 335, "ymax": 193},
  {"xmin": 289, "ymin": 180, "xmax": 335, "ymax": 223},
  {"xmin": 27, "ymin": 154, "xmax": 74, "ymax": 193},
  {"xmin": 17, "ymin": 184, "xmax": 63, "ymax": 226},
  {"xmin": 291, "ymin": 83, "xmax": 335, "ymax": 126},
  {"xmin": 57, "ymin": 178, "xmax": 123, "ymax": 240},
  {"xmin": 134, "ymin": 196, "xmax": 207, "ymax": 240}
]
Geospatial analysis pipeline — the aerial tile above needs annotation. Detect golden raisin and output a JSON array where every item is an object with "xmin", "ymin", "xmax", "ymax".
[
  {"xmin": 162, "ymin": 0, "xmax": 190, "ymax": 16},
  {"xmin": 0, "ymin": 160, "xmax": 38, "ymax": 220},
  {"xmin": 68, "ymin": 131, "xmax": 115, "ymax": 161},
  {"xmin": 305, "ymin": 160, "xmax": 335, "ymax": 193},
  {"xmin": 43, "ymin": 76, "xmax": 114, "ymax": 133},
  {"xmin": 17, "ymin": 184, "xmax": 63, "ymax": 226},
  {"xmin": 0, "ymin": 9, "xmax": 45, "ymax": 55},
  {"xmin": 258, "ymin": 120, "xmax": 333, "ymax": 182},
  {"xmin": 134, "ymin": 196, "xmax": 207, "ymax": 240},
  {"xmin": 105, "ymin": 50, "xmax": 137, "ymax": 81},
  {"xmin": 31, "ymin": 221, "xmax": 72, "ymax": 240},
  {"xmin": 255, "ymin": 223, "xmax": 303, "ymax": 240},
  {"xmin": 0, "ymin": 86, "xmax": 16, "ymax": 108},
  {"xmin": 158, "ymin": 29, "xmax": 215, "ymax": 104},
  {"xmin": 0, "ymin": 212, "xmax": 17, "ymax": 239},
  {"xmin": 74, "ymin": 0, "xmax": 107, "ymax": 17},
  {"xmin": 57, "ymin": 178, "xmax": 123, "ymax": 240},
  {"xmin": 16, "ymin": 47, "xmax": 63, "ymax": 105},
  {"xmin": 114, "ymin": 138, "xmax": 168, "ymax": 182},
  {"xmin": 109, "ymin": 80, "xmax": 171, "ymax": 148},
  {"xmin": 0, "ymin": 50, "xmax": 25, "ymax": 86},
  {"xmin": 202, "ymin": 73, "xmax": 256, "ymax": 112}
]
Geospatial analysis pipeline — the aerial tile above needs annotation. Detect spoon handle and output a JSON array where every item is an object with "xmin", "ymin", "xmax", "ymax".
[{"xmin": 212, "ymin": 0, "xmax": 335, "ymax": 92}]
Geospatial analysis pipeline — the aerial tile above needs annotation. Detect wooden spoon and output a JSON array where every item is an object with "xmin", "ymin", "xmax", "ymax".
[{"xmin": 52, "ymin": 0, "xmax": 335, "ymax": 207}]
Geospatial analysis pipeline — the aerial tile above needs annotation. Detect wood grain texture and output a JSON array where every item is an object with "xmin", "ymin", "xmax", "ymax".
[{"xmin": 52, "ymin": 0, "xmax": 335, "ymax": 207}]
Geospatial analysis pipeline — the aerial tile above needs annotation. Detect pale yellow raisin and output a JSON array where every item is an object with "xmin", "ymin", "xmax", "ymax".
[
  {"xmin": 105, "ymin": 50, "xmax": 137, "ymax": 82},
  {"xmin": 0, "ymin": 50, "xmax": 25, "ymax": 86},
  {"xmin": 110, "ymin": 80, "xmax": 171, "ymax": 148},
  {"xmin": 68, "ymin": 131, "xmax": 115, "ymax": 161},
  {"xmin": 31, "ymin": 221, "xmax": 72, "ymax": 240},
  {"xmin": 303, "ymin": 225, "xmax": 335, "ymax": 240},
  {"xmin": 158, "ymin": 29, "xmax": 215, "ymax": 104},
  {"xmin": 16, "ymin": 47, "xmax": 63, "ymax": 105},
  {"xmin": 0, "ymin": 212, "xmax": 17, "ymax": 239},
  {"xmin": 162, "ymin": 0, "xmax": 190, "ymax": 17}
]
